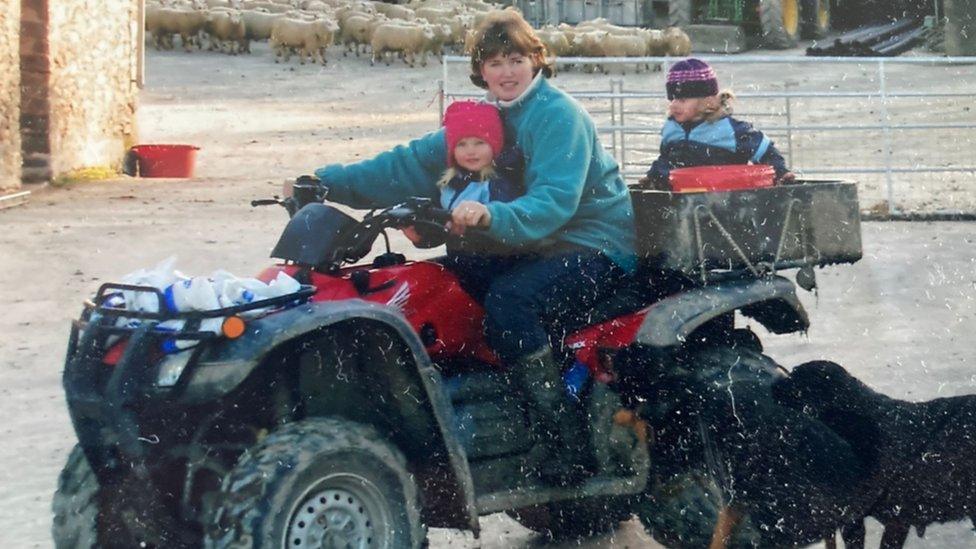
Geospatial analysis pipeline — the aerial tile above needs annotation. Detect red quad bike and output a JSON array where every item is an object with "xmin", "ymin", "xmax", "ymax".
[{"xmin": 53, "ymin": 170, "xmax": 863, "ymax": 548}]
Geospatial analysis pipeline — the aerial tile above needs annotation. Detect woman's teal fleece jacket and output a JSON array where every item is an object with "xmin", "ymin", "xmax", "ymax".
[{"xmin": 315, "ymin": 76, "xmax": 636, "ymax": 270}]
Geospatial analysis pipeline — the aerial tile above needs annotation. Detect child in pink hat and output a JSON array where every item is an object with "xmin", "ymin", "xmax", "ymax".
[{"xmin": 405, "ymin": 100, "xmax": 525, "ymax": 299}]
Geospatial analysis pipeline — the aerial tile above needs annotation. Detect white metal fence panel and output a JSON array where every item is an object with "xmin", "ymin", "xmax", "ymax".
[{"xmin": 440, "ymin": 54, "xmax": 976, "ymax": 215}]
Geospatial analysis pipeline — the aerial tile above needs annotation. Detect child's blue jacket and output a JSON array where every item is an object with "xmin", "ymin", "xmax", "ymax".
[
  {"xmin": 315, "ymin": 76, "xmax": 636, "ymax": 270},
  {"xmin": 646, "ymin": 116, "xmax": 789, "ymax": 187}
]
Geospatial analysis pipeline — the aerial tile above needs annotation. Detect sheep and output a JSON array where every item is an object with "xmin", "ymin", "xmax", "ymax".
[
  {"xmin": 146, "ymin": 7, "xmax": 209, "ymax": 51},
  {"xmin": 337, "ymin": 13, "xmax": 388, "ymax": 56},
  {"xmin": 421, "ymin": 22, "xmax": 453, "ymax": 60},
  {"xmin": 573, "ymin": 30, "xmax": 647, "ymax": 73},
  {"xmin": 241, "ymin": 1, "xmax": 292, "ymax": 13},
  {"xmin": 204, "ymin": 9, "xmax": 248, "ymax": 53},
  {"xmin": 241, "ymin": 9, "xmax": 284, "ymax": 41},
  {"xmin": 298, "ymin": 0, "xmax": 329, "ymax": 10},
  {"xmin": 535, "ymin": 27, "xmax": 571, "ymax": 56},
  {"xmin": 373, "ymin": 3, "xmax": 415, "ymax": 20},
  {"xmin": 270, "ymin": 17, "xmax": 339, "ymax": 64},
  {"xmin": 414, "ymin": 5, "xmax": 458, "ymax": 21},
  {"xmin": 285, "ymin": 9, "xmax": 325, "ymax": 20},
  {"xmin": 663, "ymin": 26, "xmax": 692, "ymax": 56},
  {"xmin": 204, "ymin": 0, "xmax": 242, "ymax": 8},
  {"xmin": 370, "ymin": 22, "xmax": 435, "ymax": 67}
]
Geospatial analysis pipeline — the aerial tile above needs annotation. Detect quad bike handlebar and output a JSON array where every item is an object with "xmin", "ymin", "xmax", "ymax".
[{"xmin": 263, "ymin": 176, "xmax": 456, "ymax": 269}]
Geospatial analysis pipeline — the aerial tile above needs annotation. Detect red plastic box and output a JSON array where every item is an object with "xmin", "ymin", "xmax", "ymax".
[{"xmin": 670, "ymin": 164, "xmax": 775, "ymax": 193}]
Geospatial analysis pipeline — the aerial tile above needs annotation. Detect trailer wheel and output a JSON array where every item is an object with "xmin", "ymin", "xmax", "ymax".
[
  {"xmin": 801, "ymin": 0, "xmax": 830, "ymax": 38},
  {"xmin": 668, "ymin": 0, "xmax": 694, "ymax": 29},
  {"xmin": 52, "ymin": 446, "xmax": 98, "ymax": 549},
  {"xmin": 204, "ymin": 417, "xmax": 425, "ymax": 549},
  {"xmin": 760, "ymin": 0, "xmax": 800, "ymax": 48}
]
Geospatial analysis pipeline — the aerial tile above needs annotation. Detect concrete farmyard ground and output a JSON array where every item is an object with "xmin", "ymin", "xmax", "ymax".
[{"xmin": 1, "ymin": 41, "xmax": 974, "ymax": 548}]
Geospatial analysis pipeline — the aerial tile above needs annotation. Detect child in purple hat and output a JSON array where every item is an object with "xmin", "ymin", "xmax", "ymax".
[{"xmin": 642, "ymin": 58, "xmax": 794, "ymax": 189}]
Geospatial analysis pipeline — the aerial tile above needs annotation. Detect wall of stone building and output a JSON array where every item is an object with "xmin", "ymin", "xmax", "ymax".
[
  {"xmin": 47, "ymin": 0, "xmax": 139, "ymax": 177},
  {"xmin": 0, "ymin": 0, "xmax": 21, "ymax": 191}
]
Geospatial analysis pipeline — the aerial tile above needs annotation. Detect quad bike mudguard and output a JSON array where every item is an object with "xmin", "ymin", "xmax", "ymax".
[
  {"xmin": 179, "ymin": 298, "xmax": 482, "ymax": 532},
  {"xmin": 636, "ymin": 275, "xmax": 809, "ymax": 347}
]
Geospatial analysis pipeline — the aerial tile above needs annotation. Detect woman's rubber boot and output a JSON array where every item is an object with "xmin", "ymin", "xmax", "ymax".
[{"xmin": 515, "ymin": 347, "xmax": 591, "ymax": 487}]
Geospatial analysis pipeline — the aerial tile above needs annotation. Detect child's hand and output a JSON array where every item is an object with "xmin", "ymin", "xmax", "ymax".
[
  {"xmin": 401, "ymin": 226, "xmax": 424, "ymax": 245},
  {"xmin": 450, "ymin": 201, "xmax": 491, "ymax": 235},
  {"xmin": 778, "ymin": 171, "xmax": 796, "ymax": 184}
]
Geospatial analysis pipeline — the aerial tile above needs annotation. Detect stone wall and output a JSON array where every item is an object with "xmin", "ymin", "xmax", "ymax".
[
  {"xmin": 47, "ymin": 0, "xmax": 139, "ymax": 177},
  {"xmin": 0, "ymin": 0, "xmax": 21, "ymax": 191}
]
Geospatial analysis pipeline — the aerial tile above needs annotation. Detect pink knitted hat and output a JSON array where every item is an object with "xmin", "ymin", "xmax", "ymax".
[{"xmin": 443, "ymin": 101, "xmax": 505, "ymax": 167}]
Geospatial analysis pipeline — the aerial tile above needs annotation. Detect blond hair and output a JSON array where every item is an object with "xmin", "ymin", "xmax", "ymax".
[
  {"xmin": 701, "ymin": 89, "xmax": 735, "ymax": 121},
  {"xmin": 437, "ymin": 165, "xmax": 497, "ymax": 188}
]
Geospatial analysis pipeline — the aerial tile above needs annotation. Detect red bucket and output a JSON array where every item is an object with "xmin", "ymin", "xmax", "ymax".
[
  {"xmin": 131, "ymin": 144, "xmax": 199, "ymax": 178},
  {"xmin": 670, "ymin": 164, "xmax": 775, "ymax": 193}
]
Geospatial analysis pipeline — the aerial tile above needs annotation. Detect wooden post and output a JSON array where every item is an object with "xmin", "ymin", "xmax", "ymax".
[{"xmin": 945, "ymin": 0, "xmax": 976, "ymax": 55}]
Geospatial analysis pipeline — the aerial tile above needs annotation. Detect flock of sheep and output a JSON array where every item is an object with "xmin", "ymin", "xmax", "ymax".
[{"xmin": 145, "ymin": 0, "xmax": 693, "ymax": 72}]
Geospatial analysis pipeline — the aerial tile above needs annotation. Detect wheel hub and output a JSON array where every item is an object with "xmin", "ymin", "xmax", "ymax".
[{"xmin": 287, "ymin": 487, "xmax": 376, "ymax": 548}]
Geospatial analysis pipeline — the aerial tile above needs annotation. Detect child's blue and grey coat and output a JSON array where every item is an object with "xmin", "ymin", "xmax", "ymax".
[
  {"xmin": 646, "ymin": 116, "xmax": 789, "ymax": 187},
  {"xmin": 315, "ymin": 74, "xmax": 636, "ymax": 271}
]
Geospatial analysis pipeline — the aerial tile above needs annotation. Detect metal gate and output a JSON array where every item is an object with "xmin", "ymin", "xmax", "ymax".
[{"xmin": 440, "ymin": 54, "xmax": 976, "ymax": 215}]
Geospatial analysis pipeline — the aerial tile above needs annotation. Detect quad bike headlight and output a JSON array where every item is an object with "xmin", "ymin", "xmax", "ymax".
[{"xmin": 157, "ymin": 350, "xmax": 194, "ymax": 387}]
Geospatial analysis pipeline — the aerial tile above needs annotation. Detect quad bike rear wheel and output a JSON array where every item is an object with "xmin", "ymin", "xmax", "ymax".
[
  {"xmin": 639, "ymin": 470, "xmax": 762, "ymax": 548},
  {"xmin": 204, "ymin": 417, "xmax": 425, "ymax": 549},
  {"xmin": 637, "ymin": 345, "xmax": 784, "ymax": 548},
  {"xmin": 52, "ymin": 446, "xmax": 98, "ymax": 549}
]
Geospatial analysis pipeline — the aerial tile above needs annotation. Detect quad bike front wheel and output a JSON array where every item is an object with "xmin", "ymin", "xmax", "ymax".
[
  {"xmin": 52, "ymin": 446, "xmax": 98, "ymax": 549},
  {"xmin": 52, "ymin": 445, "xmax": 195, "ymax": 547},
  {"xmin": 637, "ymin": 345, "xmax": 784, "ymax": 548},
  {"xmin": 204, "ymin": 417, "xmax": 425, "ymax": 549}
]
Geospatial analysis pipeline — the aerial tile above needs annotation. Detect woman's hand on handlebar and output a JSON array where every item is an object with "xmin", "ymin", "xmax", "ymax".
[{"xmin": 449, "ymin": 201, "xmax": 491, "ymax": 235}]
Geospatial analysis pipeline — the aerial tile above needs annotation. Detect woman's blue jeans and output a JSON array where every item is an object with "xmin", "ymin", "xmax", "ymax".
[{"xmin": 480, "ymin": 251, "xmax": 625, "ymax": 363}]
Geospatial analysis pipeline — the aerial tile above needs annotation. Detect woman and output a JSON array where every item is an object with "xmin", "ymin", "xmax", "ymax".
[{"xmin": 315, "ymin": 9, "xmax": 635, "ymax": 485}]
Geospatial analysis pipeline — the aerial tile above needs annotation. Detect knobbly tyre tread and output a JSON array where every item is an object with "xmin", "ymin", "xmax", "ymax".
[
  {"xmin": 204, "ymin": 417, "xmax": 425, "ymax": 549},
  {"xmin": 639, "ymin": 470, "xmax": 761, "ymax": 548},
  {"xmin": 759, "ymin": 0, "xmax": 799, "ymax": 49},
  {"xmin": 668, "ymin": 0, "xmax": 693, "ymax": 29},
  {"xmin": 52, "ymin": 445, "xmax": 99, "ymax": 549},
  {"xmin": 637, "ymin": 345, "xmax": 780, "ymax": 548}
]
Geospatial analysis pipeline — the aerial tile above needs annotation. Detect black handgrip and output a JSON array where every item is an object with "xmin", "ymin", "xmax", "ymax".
[
  {"xmin": 292, "ymin": 175, "xmax": 328, "ymax": 210},
  {"xmin": 251, "ymin": 198, "xmax": 281, "ymax": 207},
  {"xmin": 424, "ymin": 207, "xmax": 453, "ymax": 224}
]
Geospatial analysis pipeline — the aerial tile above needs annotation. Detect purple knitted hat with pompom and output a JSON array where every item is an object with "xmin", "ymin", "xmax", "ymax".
[{"xmin": 666, "ymin": 58, "xmax": 719, "ymax": 100}]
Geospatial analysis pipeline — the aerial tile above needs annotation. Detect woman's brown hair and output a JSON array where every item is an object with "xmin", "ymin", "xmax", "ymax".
[{"xmin": 469, "ymin": 9, "xmax": 553, "ymax": 89}]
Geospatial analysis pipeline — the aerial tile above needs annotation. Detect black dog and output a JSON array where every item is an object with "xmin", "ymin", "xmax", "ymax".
[
  {"xmin": 614, "ymin": 346, "xmax": 872, "ymax": 548},
  {"xmin": 773, "ymin": 360, "xmax": 976, "ymax": 548}
]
